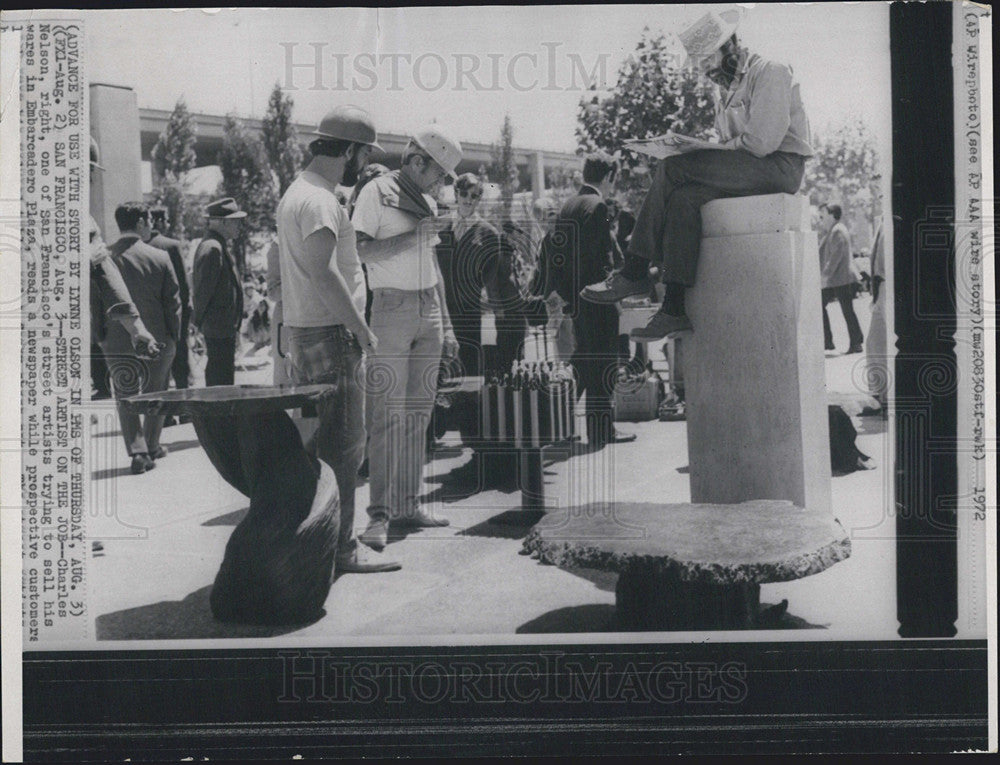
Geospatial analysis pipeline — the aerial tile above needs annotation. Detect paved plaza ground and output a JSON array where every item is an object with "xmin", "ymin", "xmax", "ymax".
[{"xmin": 87, "ymin": 298, "xmax": 898, "ymax": 643}]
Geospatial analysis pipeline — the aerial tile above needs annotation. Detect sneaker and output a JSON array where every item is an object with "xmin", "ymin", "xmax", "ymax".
[
  {"xmin": 581, "ymin": 270, "xmax": 654, "ymax": 304},
  {"xmin": 630, "ymin": 311, "xmax": 693, "ymax": 342},
  {"xmin": 149, "ymin": 445, "xmax": 168, "ymax": 460},
  {"xmin": 846, "ymin": 344, "xmax": 863, "ymax": 354},
  {"xmin": 359, "ymin": 518, "xmax": 389, "ymax": 551},
  {"xmin": 130, "ymin": 453, "xmax": 155, "ymax": 474},
  {"xmin": 336, "ymin": 545, "xmax": 401, "ymax": 573},
  {"xmin": 393, "ymin": 507, "xmax": 450, "ymax": 528}
]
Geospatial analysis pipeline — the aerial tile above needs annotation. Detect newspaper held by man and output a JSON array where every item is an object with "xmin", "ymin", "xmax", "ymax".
[{"xmin": 623, "ymin": 131, "xmax": 722, "ymax": 159}]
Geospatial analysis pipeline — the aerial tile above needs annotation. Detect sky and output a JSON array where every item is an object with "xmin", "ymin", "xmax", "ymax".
[{"xmin": 83, "ymin": 3, "xmax": 891, "ymax": 158}]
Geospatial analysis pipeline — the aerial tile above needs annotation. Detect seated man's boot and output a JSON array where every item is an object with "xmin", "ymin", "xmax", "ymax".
[
  {"xmin": 630, "ymin": 310, "xmax": 693, "ymax": 343},
  {"xmin": 581, "ymin": 270, "xmax": 654, "ymax": 304}
]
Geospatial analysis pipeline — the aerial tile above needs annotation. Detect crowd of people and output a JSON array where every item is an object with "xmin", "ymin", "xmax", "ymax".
[{"xmin": 87, "ymin": 7, "xmax": 885, "ymax": 577}]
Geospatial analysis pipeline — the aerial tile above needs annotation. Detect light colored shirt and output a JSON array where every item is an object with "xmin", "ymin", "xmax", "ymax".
[
  {"xmin": 276, "ymin": 169, "xmax": 366, "ymax": 327},
  {"xmin": 351, "ymin": 174, "xmax": 440, "ymax": 291},
  {"xmin": 870, "ymin": 219, "xmax": 885, "ymax": 281},
  {"xmin": 715, "ymin": 53, "xmax": 813, "ymax": 158}
]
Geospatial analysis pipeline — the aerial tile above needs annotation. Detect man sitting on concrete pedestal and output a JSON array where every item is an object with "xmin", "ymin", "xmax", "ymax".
[{"xmin": 580, "ymin": 7, "xmax": 813, "ymax": 342}]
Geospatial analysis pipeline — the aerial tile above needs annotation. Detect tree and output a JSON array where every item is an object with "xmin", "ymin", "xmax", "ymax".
[
  {"xmin": 217, "ymin": 113, "xmax": 277, "ymax": 274},
  {"xmin": 151, "ymin": 97, "xmax": 198, "ymax": 179},
  {"xmin": 261, "ymin": 82, "xmax": 304, "ymax": 197},
  {"xmin": 149, "ymin": 98, "xmax": 198, "ymax": 239},
  {"xmin": 576, "ymin": 29, "xmax": 717, "ymax": 211},
  {"xmin": 488, "ymin": 114, "xmax": 520, "ymax": 220},
  {"xmin": 545, "ymin": 164, "xmax": 582, "ymax": 206},
  {"xmin": 802, "ymin": 117, "xmax": 881, "ymax": 238}
]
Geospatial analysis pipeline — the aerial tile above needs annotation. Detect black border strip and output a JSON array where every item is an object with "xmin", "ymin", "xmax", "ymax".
[
  {"xmin": 23, "ymin": 641, "xmax": 989, "ymax": 758},
  {"xmin": 892, "ymin": 0, "xmax": 958, "ymax": 637}
]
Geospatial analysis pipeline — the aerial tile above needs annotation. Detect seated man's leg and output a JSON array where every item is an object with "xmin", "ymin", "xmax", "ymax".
[
  {"xmin": 630, "ymin": 183, "xmax": 724, "ymax": 341},
  {"xmin": 658, "ymin": 183, "xmax": 727, "ymax": 292},
  {"xmin": 588, "ymin": 150, "xmax": 805, "ymax": 307},
  {"xmin": 629, "ymin": 151, "xmax": 807, "ymax": 341},
  {"xmin": 622, "ymin": 157, "xmax": 683, "ymax": 277}
]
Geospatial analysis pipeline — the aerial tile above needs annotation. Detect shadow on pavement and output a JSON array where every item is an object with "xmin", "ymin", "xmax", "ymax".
[
  {"xmin": 159, "ymin": 438, "xmax": 203, "ymax": 453},
  {"xmin": 561, "ymin": 565, "xmax": 618, "ymax": 593},
  {"xmin": 517, "ymin": 604, "xmax": 617, "ymax": 633},
  {"xmin": 517, "ymin": 602, "xmax": 826, "ymax": 633},
  {"xmin": 458, "ymin": 511, "xmax": 545, "ymax": 540},
  {"xmin": 427, "ymin": 444, "xmax": 464, "ymax": 462},
  {"xmin": 95, "ymin": 585, "xmax": 319, "ymax": 640},
  {"xmin": 422, "ymin": 452, "xmax": 532, "ymax": 503},
  {"xmin": 91, "ymin": 466, "xmax": 143, "ymax": 481},
  {"xmin": 202, "ymin": 507, "xmax": 249, "ymax": 527}
]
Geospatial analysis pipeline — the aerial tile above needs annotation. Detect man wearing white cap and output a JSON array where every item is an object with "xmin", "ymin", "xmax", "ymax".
[
  {"xmin": 352, "ymin": 125, "xmax": 461, "ymax": 550},
  {"xmin": 582, "ymin": 7, "xmax": 813, "ymax": 341},
  {"xmin": 276, "ymin": 104, "xmax": 400, "ymax": 574}
]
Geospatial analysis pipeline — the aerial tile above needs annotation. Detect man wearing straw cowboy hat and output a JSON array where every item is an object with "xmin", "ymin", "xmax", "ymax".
[
  {"xmin": 352, "ymin": 124, "xmax": 462, "ymax": 550},
  {"xmin": 582, "ymin": 6, "xmax": 813, "ymax": 341},
  {"xmin": 192, "ymin": 196, "xmax": 247, "ymax": 386},
  {"xmin": 276, "ymin": 104, "xmax": 400, "ymax": 574}
]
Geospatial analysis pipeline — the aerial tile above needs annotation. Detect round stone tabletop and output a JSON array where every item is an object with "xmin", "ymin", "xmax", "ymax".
[{"xmin": 522, "ymin": 500, "xmax": 851, "ymax": 586}]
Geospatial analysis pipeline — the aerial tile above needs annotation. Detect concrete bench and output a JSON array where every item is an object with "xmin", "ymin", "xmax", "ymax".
[
  {"xmin": 686, "ymin": 193, "xmax": 831, "ymax": 514},
  {"xmin": 523, "ymin": 500, "xmax": 851, "ymax": 630}
]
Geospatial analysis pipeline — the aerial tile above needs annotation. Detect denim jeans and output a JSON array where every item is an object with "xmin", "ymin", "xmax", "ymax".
[
  {"xmin": 286, "ymin": 324, "xmax": 365, "ymax": 560},
  {"xmin": 366, "ymin": 287, "xmax": 444, "ymax": 521},
  {"xmin": 628, "ymin": 149, "xmax": 806, "ymax": 286}
]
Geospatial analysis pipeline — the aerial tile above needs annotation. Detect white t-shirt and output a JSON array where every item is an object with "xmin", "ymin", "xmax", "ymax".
[
  {"xmin": 351, "ymin": 174, "xmax": 440, "ymax": 291},
  {"xmin": 276, "ymin": 169, "xmax": 366, "ymax": 327}
]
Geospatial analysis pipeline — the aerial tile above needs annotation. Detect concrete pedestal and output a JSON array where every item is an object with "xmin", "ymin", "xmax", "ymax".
[
  {"xmin": 90, "ymin": 84, "xmax": 142, "ymax": 241},
  {"xmin": 686, "ymin": 194, "xmax": 831, "ymax": 515}
]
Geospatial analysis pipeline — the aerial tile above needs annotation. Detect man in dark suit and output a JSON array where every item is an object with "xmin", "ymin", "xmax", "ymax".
[
  {"xmin": 192, "ymin": 197, "xmax": 246, "ymax": 386},
  {"xmin": 540, "ymin": 152, "xmax": 636, "ymax": 449},
  {"xmin": 147, "ymin": 207, "xmax": 192, "ymax": 390},
  {"xmin": 103, "ymin": 202, "xmax": 182, "ymax": 474}
]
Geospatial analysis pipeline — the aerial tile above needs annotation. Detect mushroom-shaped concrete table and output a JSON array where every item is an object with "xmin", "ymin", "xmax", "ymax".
[
  {"xmin": 522, "ymin": 500, "xmax": 851, "ymax": 630},
  {"xmin": 122, "ymin": 384, "xmax": 340, "ymax": 625}
]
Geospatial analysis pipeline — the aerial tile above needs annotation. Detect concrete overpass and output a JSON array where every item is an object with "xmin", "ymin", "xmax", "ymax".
[{"xmin": 138, "ymin": 107, "xmax": 581, "ymax": 196}]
